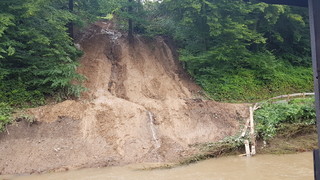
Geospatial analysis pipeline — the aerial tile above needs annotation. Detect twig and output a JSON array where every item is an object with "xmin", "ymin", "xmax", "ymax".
[
  {"xmin": 268, "ymin": 92, "xmax": 314, "ymax": 101},
  {"xmin": 5, "ymin": 125, "xmax": 9, "ymax": 135}
]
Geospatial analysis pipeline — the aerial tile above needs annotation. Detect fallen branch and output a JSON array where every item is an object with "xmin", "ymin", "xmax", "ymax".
[
  {"xmin": 5, "ymin": 125, "xmax": 9, "ymax": 135},
  {"xmin": 240, "ymin": 116, "xmax": 250, "ymax": 138},
  {"xmin": 241, "ymin": 92, "xmax": 313, "ymax": 157},
  {"xmin": 268, "ymin": 92, "xmax": 314, "ymax": 101}
]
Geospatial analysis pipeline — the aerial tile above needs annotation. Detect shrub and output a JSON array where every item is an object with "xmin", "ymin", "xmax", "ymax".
[
  {"xmin": 254, "ymin": 98, "xmax": 316, "ymax": 140},
  {"xmin": 180, "ymin": 42, "xmax": 313, "ymax": 102},
  {"xmin": 0, "ymin": 102, "xmax": 12, "ymax": 132}
]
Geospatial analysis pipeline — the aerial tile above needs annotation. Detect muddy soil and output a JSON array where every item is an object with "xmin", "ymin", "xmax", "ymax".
[{"xmin": 0, "ymin": 21, "xmax": 249, "ymax": 175}]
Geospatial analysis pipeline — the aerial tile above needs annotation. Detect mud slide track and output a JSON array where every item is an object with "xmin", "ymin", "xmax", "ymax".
[{"xmin": 0, "ymin": 21, "xmax": 248, "ymax": 175}]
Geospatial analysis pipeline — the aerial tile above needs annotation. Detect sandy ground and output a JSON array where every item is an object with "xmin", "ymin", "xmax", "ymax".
[{"xmin": 0, "ymin": 21, "xmax": 249, "ymax": 175}]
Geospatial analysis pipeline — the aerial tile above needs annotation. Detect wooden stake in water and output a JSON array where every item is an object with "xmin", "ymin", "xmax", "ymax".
[{"xmin": 244, "ymin": 140, "xmax": 251, "ymax": 157}]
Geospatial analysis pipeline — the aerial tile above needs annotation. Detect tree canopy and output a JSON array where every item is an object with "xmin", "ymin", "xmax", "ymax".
[
  {"xmin": 141, "ymin": 0, "xmax": 312, "ymax": 101},
  {"xmin": 0, "ymin": 0, "xmax": 313, "ymax": 106}
]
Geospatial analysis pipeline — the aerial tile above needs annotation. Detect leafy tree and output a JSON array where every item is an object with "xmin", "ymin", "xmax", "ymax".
[
  {"xmin": 0, "ymin": 0, "xmax": 144, "ymax": 106},
  {"xmin": 0, "ymin": 0, "xmax": 313, "ymax": 105},
  {"xmin": 0, "ymin": 0, "xmax": 84, "ymax": 106},
  {"xmin": 110, "ymin": 0, "xmax": 147, "ymax": 40},
  {"xmin": 143, "ymin": 0, "xmax": 313, "ymax": 101},
  {"xmin": 69, "ymin": 0, "xmax": 74, "ymax": 38}
]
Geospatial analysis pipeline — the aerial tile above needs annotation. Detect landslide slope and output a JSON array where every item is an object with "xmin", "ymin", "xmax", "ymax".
[{"xmin": 0, "ymin": 22, "xmax": 248, "ymax": 175}]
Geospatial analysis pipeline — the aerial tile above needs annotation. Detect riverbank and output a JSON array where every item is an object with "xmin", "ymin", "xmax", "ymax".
[
  {"xmin": 139, "ymin": 124, "xmax": 317, "ymax": 171},
  {"xmin": 179, "ymin": 117, "xmax": 317, "ymax": 166},
  {"xmin": 176, "ymin": 96, "xmax": 318, "ymax": 166},
  {"xmin": 258, "ymin": 124, "xmax": 317, "ymax": 154}
]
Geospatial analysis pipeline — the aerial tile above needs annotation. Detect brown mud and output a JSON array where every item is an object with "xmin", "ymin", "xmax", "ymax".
[{"xmin": 0, "ymin": 21, "xmax": 248, "ymax": 175}]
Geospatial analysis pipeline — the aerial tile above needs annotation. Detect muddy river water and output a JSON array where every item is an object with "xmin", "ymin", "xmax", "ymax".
[{"xmin": 2, "ymin": 152, "xmax": 313, "ymax": 180}]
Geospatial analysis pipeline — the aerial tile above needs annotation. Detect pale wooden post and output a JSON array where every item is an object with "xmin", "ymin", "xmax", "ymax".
[
  {"xmin": 249, "ymin": 106, "xmax": 256, "ymax": 155},
  {"xmin": 244, "ymin": 140, "xmax": 251, "ymax": 157}
]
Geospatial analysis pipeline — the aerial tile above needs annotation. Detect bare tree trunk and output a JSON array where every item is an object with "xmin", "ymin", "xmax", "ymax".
[
  {"xmin": 200, "ymin": 1, "xmax": 209, "ymax": 51},
  {"xmin": 68, "ymin": 0, "xmax": 74, "ymax": 39},
  {"xmin": 128, "ymin": 0, "xmax": 134, "ymax": 44}
]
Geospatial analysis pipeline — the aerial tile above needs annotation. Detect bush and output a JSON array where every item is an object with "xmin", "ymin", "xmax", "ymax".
[
  {"xmin": 254, "ymin": 98, "xmax": 316, "ymax": 140},
  {"xmin": 0, "ymin": 79, "xmax": 45, "ymax": 107},
  {"xmin": 181, "ymin": 48, "xmax": 313, "ymax": 102},
  {"xmin": 0, "ymin": 103, "xmax": 12, "ymax": 132}
]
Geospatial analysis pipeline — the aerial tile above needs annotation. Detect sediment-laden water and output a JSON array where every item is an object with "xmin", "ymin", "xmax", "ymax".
[{"xmin": 3, "ymin": 152, "xmax": 313, "ymax": 180}]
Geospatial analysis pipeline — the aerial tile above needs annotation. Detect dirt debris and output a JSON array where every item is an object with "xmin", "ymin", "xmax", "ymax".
[{"xmin": 0, "ymin": 21, "xmax": 249, "ymax": 175}]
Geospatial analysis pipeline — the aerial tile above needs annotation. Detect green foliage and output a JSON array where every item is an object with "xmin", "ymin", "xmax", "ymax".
[
  {"xmin": 269, "ymin": 66, "xmax": 313, "ymax": 94},
  {"xmin": 263, "ymin": 6, "xmax": 311, "ymax": 67},
  {"xmin": 0, "ymin": 0, "xmax": 150, "ymax": 107},
  {"xmin": 0, "ymin": 102, "xmax": 12, "ymax": 132},
  {"xmin": 112, "ymin": 0, "xmax": 148, "ymax": 34},
  {"xmin": 0, "ymin": 0, "xmax": 88, "ymax": 106},
  {"xmin": 0, "ymin": 0, "xmax": 314, "ymax": 106},
  {"xmin": 0, "ymin": 79, "xmax": 45, "ymax": 107},
  {"xmin": 254, "ymin": 98, "xmax": 316, "ymax": 141},
  {"xmin": 179, "ymin": 42, "xmax": 313, "ymax": 101},
  {"xmin": 143, "ymin": 0, "xmax": 313, "ymax": 101}
]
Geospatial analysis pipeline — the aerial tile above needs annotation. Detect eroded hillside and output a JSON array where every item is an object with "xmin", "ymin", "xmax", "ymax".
[{"xmin": 0, "ymin": 21, "xmax": 248, "ymax": 175}]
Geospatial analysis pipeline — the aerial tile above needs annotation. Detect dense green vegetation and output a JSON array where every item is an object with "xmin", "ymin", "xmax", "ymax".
[
  {"xmin": 0, "ymin": 0, "xmax": 313, "ymax": 104},
  {"xmin": 0, "ymin": 0, "xmax": 115, "ymax": 130},
  {"xmin": 0, "ymin": 103, "xmax": 12, "ymax": 132},
  {"xmin": 255, "ymin": 98, "xmax": 316, "ymax": 141},
  {"xmin": 0, "ymin": 0, "xmax": 144, "ymax": 131},
  {"xmin": 140, "ymin": 0, "xmax": 313, "ymax": 101},
  {"xmin": 0, "ymin": 0, "xmax": 84, "ymax": 107},
  {"xmin": 0, "ymin": 0, "xmax": 144, "ymax": 108}
]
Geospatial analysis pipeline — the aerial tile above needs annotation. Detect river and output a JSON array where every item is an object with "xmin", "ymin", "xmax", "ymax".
[{"xmin": 2, "ymin": 152, "xmax": 313, "ymax": 180}]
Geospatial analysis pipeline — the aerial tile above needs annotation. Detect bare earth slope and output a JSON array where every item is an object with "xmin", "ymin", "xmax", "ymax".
[{"xmin": 0, "ymin": 22, "xmax": 248, "ymax": 175}]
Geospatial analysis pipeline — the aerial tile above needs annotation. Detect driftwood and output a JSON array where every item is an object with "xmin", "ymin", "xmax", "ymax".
[
  {"xmin": 244, "ymin": 140, "xmax": 251, "ymax": 156},
  {"xmin": 240, "ymin": 104, "xmax": 260, "ymax": 156},
  {"xmin": 240, "ymin": 92, "xmax": 314, "ymax": 157},
  {"xmin": 249, "ymin": 104, "xmax": 260, "ymax": 156},
  {"xmin": 240, "ymin": 115, "xmax": 250, "ymax": 138}
]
